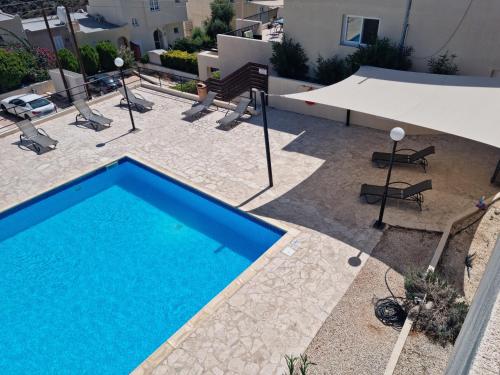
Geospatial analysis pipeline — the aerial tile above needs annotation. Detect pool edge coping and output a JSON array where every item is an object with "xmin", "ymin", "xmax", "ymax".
[
  {"xmin": 0, "ymin": 153, "xmax": 299, "ymax": 374},
  {"xmin": 126, "ymin": 153, "xmax": 299, "ymax": 374}
]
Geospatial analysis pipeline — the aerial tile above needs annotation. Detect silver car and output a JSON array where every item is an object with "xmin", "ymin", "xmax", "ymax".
[{"xmin": 1, "ymin": 94, "xmax": 56, "ymax": 120}]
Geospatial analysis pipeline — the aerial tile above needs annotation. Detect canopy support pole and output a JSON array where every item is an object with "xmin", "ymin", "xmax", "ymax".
[
  {"xmin": 491, "ymin": 159, "xmax": 500, "ymax": 184},
  {"xmin": 346, "ymin": 109, "xmax": 351, "ymax": 126}
]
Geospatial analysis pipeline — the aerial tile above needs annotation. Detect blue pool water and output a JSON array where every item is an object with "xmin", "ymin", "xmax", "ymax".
[{"xmin": 0, "ymin": 158, "xmax": 284, "ymax": 374}]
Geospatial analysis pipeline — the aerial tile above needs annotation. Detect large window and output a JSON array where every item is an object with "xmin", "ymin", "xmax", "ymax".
[
  {"xmin": 342, "ymin": 15, "xmax": 379, "ymax": 46},
  {"xmin": 150, "ymin": 0, "xmax": 160, "ymax": 11}
]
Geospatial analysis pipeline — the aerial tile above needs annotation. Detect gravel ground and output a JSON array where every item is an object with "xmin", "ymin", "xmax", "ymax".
[
  {"xmin": 394, "ymin": 201, "xmax": 500, "ymax": 375},
  {"xmin": 305, "ymin": 227, "xmax": 440, "ymax": 375}
]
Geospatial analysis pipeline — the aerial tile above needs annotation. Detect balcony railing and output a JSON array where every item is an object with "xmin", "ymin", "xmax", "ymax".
[{"xmin": 244, "ymin": 7, "xmax": 279, "ymax": 24}]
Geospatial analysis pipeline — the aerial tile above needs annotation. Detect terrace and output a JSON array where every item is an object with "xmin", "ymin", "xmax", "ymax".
[{"xmin": 0, "ymin": 84, "xmax": 497, "ymax": 373}]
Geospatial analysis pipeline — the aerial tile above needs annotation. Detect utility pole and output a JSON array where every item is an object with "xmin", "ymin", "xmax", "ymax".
[
  {"xmin": 64, "ymin": 5, "xmax": 90, "ymax": 99},
  {"xmin": 42, "ymin": 8, "xmax": 72, "ymax": 102}
]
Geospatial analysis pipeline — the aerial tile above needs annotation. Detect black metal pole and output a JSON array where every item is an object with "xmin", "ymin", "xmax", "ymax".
[
  {"xmin": 42, "ymin": 8, "xmax": 72, "ymax": 102},
  {"xmin": 374, "ymin": 140, "xmax": 398, "ymax": 229},
  {"xmin": 491, "ymin": 159, "xmax": 500, "ymax": 184},
  {"xmin": 120, "ymin": 68, "xmax": 137, "ymax": 132},
  {"xmin": 260, "ymin": 90, "xmax": 273, "ymax": 187},
  {"xmin": 346, "ymin": 109, "xmax": 351, "ymax": 126},
  {"xmin": 64, "ymin": 5, "xmax": 90, "ymax": 100}
]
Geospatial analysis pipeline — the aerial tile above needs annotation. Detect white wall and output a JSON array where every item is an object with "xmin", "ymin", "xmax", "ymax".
[
  {"xmin": 0, "ymin": 80, "xmax": 55, "ymax": 101},
  {"xmin": 49, "ymin": 69, "xmax": 86, "ymax": 101},
  {"xmin": 268, "ymin": 76, "xmax": 439, "ymax": 135},
  {"xmin": 217, "ymin": 34, "xmax": 274, "ymax": 78},
  {"xmin": 197, "ymin": 51, "xmax": 220, "ymax": 80}
]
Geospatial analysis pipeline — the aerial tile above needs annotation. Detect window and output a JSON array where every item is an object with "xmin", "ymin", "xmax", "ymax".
[
  {"xmin": 53, "ymin": 35, "xmax": 64, "ymax": 50},
  {"xmin": 342, "ymin": 15, "xmax": 379, "ymax": 46},
  {"xmin": 149, "ymin": 0, "xmax": 160, "ymax": 11},
  {"xmin": 173, "ymin": 27, "xmax": 179, "ymax": 34},
  {"xmin": 131, "ymin": 18, "xmax": 139, "ymax": 27}
]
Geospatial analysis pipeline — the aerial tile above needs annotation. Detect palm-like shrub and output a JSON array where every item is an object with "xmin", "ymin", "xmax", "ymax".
[{"xmin": 270, "ymin": 35, "xmax": 309, "ymax": 80}]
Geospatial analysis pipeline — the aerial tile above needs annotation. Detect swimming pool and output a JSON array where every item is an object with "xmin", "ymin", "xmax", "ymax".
[{"xmin": 0, "ymin": 157, "xmax": 284, "ymax": 374}]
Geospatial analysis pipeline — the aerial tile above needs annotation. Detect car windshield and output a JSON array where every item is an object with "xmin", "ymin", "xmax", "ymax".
[{"xmin": 28, "ymin": 98, "xmax": 51, "ymax": 109}]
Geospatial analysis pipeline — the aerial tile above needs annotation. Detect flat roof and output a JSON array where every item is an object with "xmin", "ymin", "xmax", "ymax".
[
  {"xmin": 22, "ymin": 12, "xmax": 122, "ymax": 33},
  {"xmin": 0, "ymin": 11, "xmax": 15, "ymax": 21}
]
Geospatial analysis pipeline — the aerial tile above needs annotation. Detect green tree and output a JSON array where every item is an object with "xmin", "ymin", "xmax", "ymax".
[
  {"xmin": 57, "ymin": 48, "xmax": 79, "ymax": 73},
  {"xmin": 96, "ymin": 41, "xmax": 118, "ymax": 72},
  {"xmin": 0, "ymin": 49, "xmax": 28, "ymax": 93},
  {"xmin": 80, "ymin": 45, "xmax": 99, "ymax": 75},
  {"xmin": 270, "ymin": 35, "xmax": 309, "ymax": 80},
  {"xmin": 204, "ymin": 0, "xmax": 234, "ymax": 40}
]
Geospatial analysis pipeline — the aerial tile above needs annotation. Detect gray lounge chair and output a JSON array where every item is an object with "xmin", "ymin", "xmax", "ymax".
[
  {"xmin": 182, "ymin": 91, "xmax": 217, "ymax": 119},
  {"xmin": 372, "ymin": 146, "xmax": 435, "ymax": 172},
  {"xmin": 360, "ymin": 180, "xmax": 432, "ymax": 210},
  {"xmin": 74, "ymin": 99, "xmax": 112, "ymax": 131},
  {"xmin": 16, "ymin": 119, "xmax": 58, "ymax": 154},
  {"xmin": 118, "ymin": 87, "xmax": 154, "ymax": 111},
  {"xmin": 216, "ymin": 97, "xmax": 251, "ymax": 127}
]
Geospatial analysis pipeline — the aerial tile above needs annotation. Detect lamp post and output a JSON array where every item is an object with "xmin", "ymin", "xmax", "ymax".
[
  {"xmin": 373, "ymin": 127, "xmax": 406, "ymax": 229},
  {"xmin": 114, "ymin": 57, "xmax": 138, "ymax": 133}
]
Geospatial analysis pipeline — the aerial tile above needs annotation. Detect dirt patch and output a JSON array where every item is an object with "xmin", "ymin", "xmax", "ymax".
[
  {"xmin": 305, "ymin": 227, "xmax": 440, "ymax": 375},
  {"xmin": 437, "ymin": 201, "xmax": 500, "ymax": 302}
]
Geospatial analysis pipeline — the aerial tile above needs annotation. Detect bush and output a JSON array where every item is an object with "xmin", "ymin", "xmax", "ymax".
[
  {"xmin": 140, "ymin": 53, "xmax": 150, "ymax": 64},
  {"xmin": 270, "ymin": 35, "xmax": 309, "ymax": 80},
  {"xmin": 404, "ymin": 270, "xmax": 469, "ymax": 345},
  {"xmin": 0, "ymin": 49, "xmax": 28, "ymax": 93},
  {"xmin": 80, "ymin": 45, "xmax": 99, "ymax": 75},
  {"xmin": 315, "ymin": 55, "xmax": 348, "ymax": 85},
  {"xmin": 428, "ymin": 52, "xmax": 459, "ymax": 75},
  {"xmin": 345, "ymin": 38, "xmax": 413, "ymax": 75},
  {"xmin": 160, "ymin": 50, "xmax": 198, "ymax": 75},
  {"xmin": 172, "ymin": 79, "xmax": 198, "ymax": 94},
  {"xmin": 96, "ymin": 40, "xmax": 118, "ymax": 72},
  {"xmin": 57, "ymin": 48, "xmax": 79, "ymax": 73},
  {"xmin": 117, "ymin": 45, "xmax": 136, "ymax": 69}
]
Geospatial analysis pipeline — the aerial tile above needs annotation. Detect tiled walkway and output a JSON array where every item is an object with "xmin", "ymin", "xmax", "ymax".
[{"xmin": 0, "ymin": 88, "xmax": 497, "ymax": 374}]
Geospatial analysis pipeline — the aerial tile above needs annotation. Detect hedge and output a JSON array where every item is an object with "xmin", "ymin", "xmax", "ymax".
[
  {"xmin": 80, "ymin": 45, "xmax": 99, "ymax": 75},
  {"xmin": 96, "ymin": 41, "xmax": 118, "ymax": 72},
  {"xmin": 160, "ymin": 50, "xmax": 198, "ymax": 75},
  {"xmin": 0, "ymin": 49, "xmax": 28, "ymax": 93},
  {"xmin": 57, "ymin": 48, "xmax": 79, "ymax": 73}
]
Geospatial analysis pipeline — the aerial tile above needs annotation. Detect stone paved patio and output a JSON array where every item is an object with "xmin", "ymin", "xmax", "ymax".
[{"xmin": 0, "ymin": 87, "xmax": 498, "ymax": 374}]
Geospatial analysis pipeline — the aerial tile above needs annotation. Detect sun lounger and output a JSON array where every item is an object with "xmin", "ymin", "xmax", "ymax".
[
  {"xmin": 182, "ymin": 91, "xmax": 217, "ymax": 119},
  {"xmin": 360, "ymin": 180, "xmax": 432, "ymax": 210},
  {"xmin": 372, "ymin": 146, "xmax": 435, "ymax": 172},
  {"xmin": 118, "ymin": 87, "xmax": 154, "ymax": 111},
  {"xmin": 74, "ymin": 99, "xmax": 112, "ymax": 131},
  {"xmin": 216, "ymin": 97, "xmax": 251, "ymax": 127},
  {"xmin": 16, "ymin": 119, "xmax": 58, "ymax": 154}
]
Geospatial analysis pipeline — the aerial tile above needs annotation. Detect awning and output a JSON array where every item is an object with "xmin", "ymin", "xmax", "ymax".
[{"xmin": 283, "ymin": 66, "xmax": 500, "ymax": 149}]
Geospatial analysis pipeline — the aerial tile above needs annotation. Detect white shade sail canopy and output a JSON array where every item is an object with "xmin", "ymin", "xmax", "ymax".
[{"xmin": 283, "ymin": 66, "xmax": 500, "ymax": 149}]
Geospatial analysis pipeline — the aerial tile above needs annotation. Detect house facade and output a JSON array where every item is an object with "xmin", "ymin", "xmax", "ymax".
[
  {"xmin": 0, "ymin": 11, "xmax": 26, "ymax": 46},
  {"xmin": 284, "ymin": 0, "xmax": 500, "ymax": 77},
  {"xmin": 87, "ymin": 0, "xmax": 188, "ymax": 57}
]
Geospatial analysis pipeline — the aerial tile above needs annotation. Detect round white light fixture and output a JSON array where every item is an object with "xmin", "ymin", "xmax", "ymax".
[
  {"xmin": 390, "ymin": 127, "xmax": 405, "ymax": 142},
  {"xmin": 114, "ymin": 57, "xmax": 124, "ymax": 68}
]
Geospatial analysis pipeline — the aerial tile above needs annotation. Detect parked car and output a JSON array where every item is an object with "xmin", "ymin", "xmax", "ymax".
[
  {"xmin": 0, "ymin": 94, "xmax": 56, "ymax": 119},
  {"xmin": 88, "ymin": 73, "xmax": 122, "ymax": 95}
]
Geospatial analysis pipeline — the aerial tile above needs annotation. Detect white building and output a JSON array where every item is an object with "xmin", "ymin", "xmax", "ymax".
[{"xmin": 87, "ymin": 0, "xmax": 188, "ymax": 57}]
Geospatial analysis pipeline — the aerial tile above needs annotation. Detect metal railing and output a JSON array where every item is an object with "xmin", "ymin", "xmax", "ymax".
[
  {"xmin": 223, "ymin": 23, "xmax": 260, "ymax": 38},
  {"xmin": 0, "ymin": 70, "xmax": 132, "ymax": 136},
  {"xmin": 244, "ymin": 7, "xmax": 279, "ymax": 23},
  {"xmin": 136, "ymin": 66, "xmax": 201, "ymax": 94}
]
